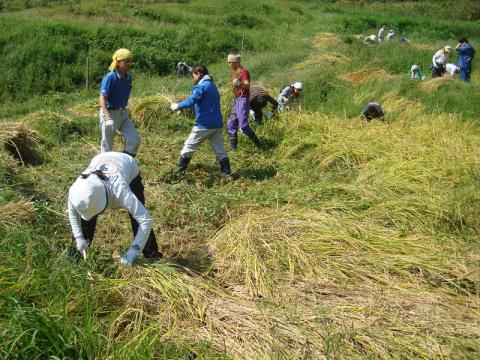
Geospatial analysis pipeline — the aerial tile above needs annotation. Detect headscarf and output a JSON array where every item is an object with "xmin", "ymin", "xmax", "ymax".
[{"xmin": 108, "ymin": 48, "xmax": 133, "ymax": 71}]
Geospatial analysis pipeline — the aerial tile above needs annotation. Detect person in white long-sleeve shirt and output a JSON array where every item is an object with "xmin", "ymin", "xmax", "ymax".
[
  {"xmin": 378, "ymin": 25, "xmax": 387, "ymax": 42},
  {"xmin": 432, "ymin": 46, "xmax": 451, "ymax": 78},
  {"xmin": 68, "ymin": 152, "xmax": 161, "ymax": 264}
]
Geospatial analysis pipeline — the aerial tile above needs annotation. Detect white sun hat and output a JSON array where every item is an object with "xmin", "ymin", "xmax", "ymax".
[{"xmin": 69, "ymin": 175, "xmax": 107, "ymax": 221}]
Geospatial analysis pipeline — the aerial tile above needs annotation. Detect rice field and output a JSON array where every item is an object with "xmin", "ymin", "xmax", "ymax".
[{"xmin": 1, "ymin": 1, "xmax": 480, "ymax": 359}]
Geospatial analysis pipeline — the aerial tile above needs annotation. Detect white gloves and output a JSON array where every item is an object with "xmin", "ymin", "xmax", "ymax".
[
  {"xmin": 75, "ymin": 237, "xmax": 88, "ymax": 261},
  {"xmin": 105, "ymin": 118, "xmax": 114, "ymax": 127},
  {"xmin": 232, "ymin": 78, "xmax": 241, "ymax": 87},
  {"xmin": 120, "ymin": 245, "xmax": 141, "ymax": 265},
  {"xmin": 170, "ymin": 103, "xmax": 179, "ymax": 111},
  {"xmin": 76, "ymin": 236, "xmax": 88, "ymax": 252}
]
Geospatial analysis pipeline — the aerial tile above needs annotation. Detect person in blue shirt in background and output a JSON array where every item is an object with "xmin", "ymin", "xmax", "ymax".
[
  {"xmin": 170, "ymin": 64, "xmax": 232, "ymax": 178},
  {"xmin": 99, "ymin": 48, "xmax": 140, "ymax": 157},
  {"xmin": 456, "ymin": 38, "xmax": 475, "ymax": 82}
]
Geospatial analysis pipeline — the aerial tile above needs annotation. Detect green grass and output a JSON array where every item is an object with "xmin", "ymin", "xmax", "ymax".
[{"xmin": 1, "ymin": 0, "xmax": 480, "ymax": 359}]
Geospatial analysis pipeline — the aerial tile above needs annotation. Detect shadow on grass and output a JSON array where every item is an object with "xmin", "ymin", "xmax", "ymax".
[{"xmin": 235, "ymin": 164, "xmax": 277, "ymax": 181}]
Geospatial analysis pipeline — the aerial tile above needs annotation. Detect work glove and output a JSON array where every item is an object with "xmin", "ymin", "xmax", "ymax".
[
  {"xmin": 120, "ymin": 244, "xmax": 141, "ymax": 265},
  {"xmin": 76, "ymin": 236, "xmax": 88, "ymax": 252},
  {"xmin": 170, "ymin": 103, "xmax": 179, "ymax": 111},
  {"xmin": 232, "ymin": 78, "xmax": 241, "ymax": 87},
  {"xmin": 105, "ymin": 117, "xmax": 114, "ymax": 128},
  {"xmin": 75, "ymin": 236, "xmax": 88, "ymax": 261}
]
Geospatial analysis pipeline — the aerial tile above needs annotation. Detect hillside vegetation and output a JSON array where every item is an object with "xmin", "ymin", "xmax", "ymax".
[{"xmin": 1, "ymin": 0, "xmax": 479, "ymax": 359}]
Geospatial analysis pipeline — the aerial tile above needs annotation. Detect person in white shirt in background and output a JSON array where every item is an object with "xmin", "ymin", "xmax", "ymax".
[
  {"xmin": 445, "ymin": 63, "xmax": 461, "ymax": 78},
  {"xmin": 432, "ymin": 46, "xmax": 451, "ymax": 78},
  {"xmin": 386, "ymin": 29, "xmax": 395, "ymax": 41},
  {"xmin": 410, "ymin": 64, "xmax": 426, "ymax": 80},
  {"xmin": 67, "ymin": 152, "xmax": 162, "ymax": 265},
  {"xmin": 378, "ymin": 25, "xmax": 387, "ymax": 42},
  {"xmin": 363, "ymin": 34, "xmax": 377, "ymax": 45}
]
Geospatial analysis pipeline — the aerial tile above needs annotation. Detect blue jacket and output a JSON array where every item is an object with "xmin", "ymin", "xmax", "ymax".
[
  {"xmin": 178, "ymin": 76, "xmax": 223, "ymax": 129},
  {"xmin": 456, "ymin": 43, "xmax": 475, "ymax": 70}
]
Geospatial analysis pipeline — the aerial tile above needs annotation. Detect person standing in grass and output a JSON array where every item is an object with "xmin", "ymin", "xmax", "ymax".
[
  {"xmin": 456, "ymin": 38, "xmax": 475, "ymax": 82},
  {"xmin": 249, "ymin": 87, "xmax": 278, "ymax": 125},
  {"xmin": 432, "ymin": 46, "xmax": 451, "ymax": 78},
  {"xmin": 277, "ymin": 82, "xmax": 304, "ymax": 112},
  {"xmin": 378, "ymin": 25, "xmax": 387, "ymax": 42},
  {"xmin": 68, "ymin": 152, "xmax": 162, "ymax": 265},
  {"xmin": 362, "ymin": 102, "xmax": 385, "ymax": 121},
  {"xmin": 226, "ymin": 54, "xmax": 265, "ymax": 150},
  {"xmin": 99, "ymin": 48, "xmax": 140, "ymax": 157},
  {"xmin": 169, "ymin": 64, "xmax": 232, "ymax": 177}
]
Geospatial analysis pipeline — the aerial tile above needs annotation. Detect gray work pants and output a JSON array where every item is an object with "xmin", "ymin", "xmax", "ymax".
[
  {"xmin": 99, "ymin": 108, "xmax": 140, "ymax": 155},
  {"xmin": 180, "ymin": 126, "xmax": 228, "ymax": 161}
]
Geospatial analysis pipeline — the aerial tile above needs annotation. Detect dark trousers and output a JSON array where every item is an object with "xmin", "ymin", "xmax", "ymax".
[
  {"xmin": 71, "ymin": 174, "xmax": 159, "ymax": 257},
  {"xmin": 431, "ymin": 65, "xmax": 445, "ymax": 78},
  {"xmin": 250, "ymin": 97, "xmax": 266, "ymax": 124}
]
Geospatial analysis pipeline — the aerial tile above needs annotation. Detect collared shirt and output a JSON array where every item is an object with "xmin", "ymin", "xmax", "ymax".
[
  {"xmin": 100, "ymin": 70, "xmax": 132, "ymax": 109},
  {"xmin": 68, "ymin": 152, "xmax": 152, "ymax": 251},
  {"xmin": 232, "ymin": 67, "xmax": 250, "ymax": 98}
]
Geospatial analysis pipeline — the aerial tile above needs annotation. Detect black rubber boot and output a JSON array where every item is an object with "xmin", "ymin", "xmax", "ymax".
[
  {"xmin": 173, "ymin": 156, "xmax": 191, "ymax": 174},
  {"xmin": 219, "ymin": 157, "xmax": 232, "ymax": 177},
  {"xmin": 246, "ymin": 132, "xmax": 266, "ymax": 150},
  {"xmin": 230, "ymin": 136, "xmax": 238, "ymax": 151}
]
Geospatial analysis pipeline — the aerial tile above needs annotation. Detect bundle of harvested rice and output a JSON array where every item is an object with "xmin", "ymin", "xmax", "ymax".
[
  {"xmin": 68, "ymin": 99, "xmax": 98, "ymax": 117},
  {"xmin": 0, "ymin": 199, "xmax": 36, "ymax": 229},
  {"xmin": 219, "ymin": 86, "xmax": 235, "ymax": 120},
  {"xmin": 0, "ymin": 122, "xmax": 43, "ymax": 165},
  {"xmin": 341, "ymin": 67, "xmax": 391, "ymax": 84},
  {"xmin": 419, "ymin": 76, "xmax": 452, "ymax": 92},
  {"xmin": 131, "ymin": 94, "xmax": 176, "ymax": 129}
]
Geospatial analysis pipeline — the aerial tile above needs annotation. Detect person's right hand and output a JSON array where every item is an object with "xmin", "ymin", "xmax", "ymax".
[
  {"xmin": 76, "ymin": 236, "xmax": 88, "ymax": 252},
  {"xmin": 232, "ymin": 78, "xmax": 241, "ymax": 87}
]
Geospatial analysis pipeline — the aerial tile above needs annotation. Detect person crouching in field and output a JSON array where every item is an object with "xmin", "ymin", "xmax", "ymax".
[
  {"xmin": 456, "ymin": 38, "xmax": 475, "ymax": 82},
  {"xmin": 277, "ymin": 82, "xmax": 304, "ymax": 112},
  {"xmin": 226, "ymin": 54, "xmax": 265, "ymax": 150},
  {"xmin": 170, "ymin": 65, "xmax": 232, "ymax": 177},
  {"xmin": 68, "ymin": 152, "xmax": 162, "ymax": 265},
  {"xmin": 249, "ymin": 87, "xmax": 278, "ymax": 125},
  {"xmin": 431, "ymin": 46, "xmax": 451, "ymax": 78},
  {"xmin": 99, "ymin": 49, "xmax": 140, "ymax": 157},
  {"xmin": 363, "ymin": 102, "xmax": 385, "ymax": 121}
]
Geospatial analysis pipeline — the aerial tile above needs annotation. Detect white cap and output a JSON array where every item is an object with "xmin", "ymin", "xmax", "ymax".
[
  {"xmin": 293, "ymin": 82, "xmax": 304, "ymax": 90},
  {"xmin": 69, "ymin": 175, "xmax": 107, "ymax": 221},
  {"xmin": 227, "ymin": 54, "xmax": 241, "ymax": 63},
  {"xmin": 369, "ymin": 35, "xmax": 376, "ymax": 41},
  {"xmin": 389, "ymin": 29, "xmax": 395, "ymax": 33},
  {"xmin": 444, "ymin": 45, "xmax": 451, "ymax": 52},
  {"xmin": 412, "ymin": 64, "xmax": 419, "ymax": 70}
]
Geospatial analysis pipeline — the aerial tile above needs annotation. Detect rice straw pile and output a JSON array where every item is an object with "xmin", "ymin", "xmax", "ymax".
[
  {"xmin": 0, "ymin": 122, "xmax": 42, "ymax": 165},
  {"xmin": 419, "ymin": 76, "xmax": 452, "ymax": 92},
  {"xmin": 0, "ymin": 199, "xmax": 36, "ymax": 229},
  {"xmin": 341, "ymin": 67, "xmax": 392, "ymax": 83},
  {"xmin": 131, "ymin": 94, "xmax": 176, "ymax": 129}
]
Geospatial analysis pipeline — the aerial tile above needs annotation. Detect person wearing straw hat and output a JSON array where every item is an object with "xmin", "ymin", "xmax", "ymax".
[
  {"xmin": 277, "ymin": 82, "xmax": 304, "ymax": 112},
  {"xmin": 226, "ymin": 54, "xmax": 265, "ymax": 150},
  {"xmin": 455, "ymin": 38, "xmax": 475, "ymax": 82},
  {"xmin": 68, "ymin": 152, "xmax": 162, "ymax": 265},
  {"xmin": 431, "ymin": 46, "xmax": 451, "ymax": 78},
  {"xmin": 99, "ymin": 48, "xmax": 140, "ymax": 157},
  {"xmin": 170, "ymin": 64, "xmax": 232, "ymax": 177}
]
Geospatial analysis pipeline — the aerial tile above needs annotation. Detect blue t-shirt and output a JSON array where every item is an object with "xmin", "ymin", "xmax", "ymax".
[{"xmin": 99, "ymin": 71, "xmax": 132, "ymax": 109}]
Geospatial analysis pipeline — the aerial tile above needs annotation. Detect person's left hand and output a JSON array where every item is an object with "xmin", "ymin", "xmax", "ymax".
[
  {"xmin": 232, "ymin": 78, "xmax": 241, "ymax": 87},
  {"xmin": 170, "ymin": 103, "xmax": 179, "ymax": 111}
]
